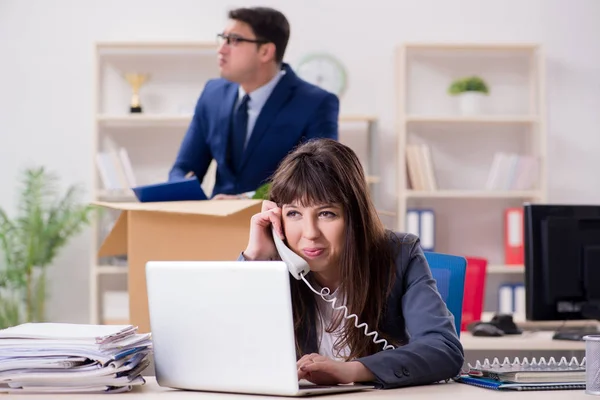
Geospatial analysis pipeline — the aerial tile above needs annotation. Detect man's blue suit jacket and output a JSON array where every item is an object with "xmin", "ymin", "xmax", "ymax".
[{"xmin": 168, "ymin": 63, "xmax": 339, "ymax": 197}]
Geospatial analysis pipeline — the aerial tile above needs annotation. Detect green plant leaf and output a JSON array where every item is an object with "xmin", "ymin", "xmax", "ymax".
[
  {"xmin": 252, "ymin": 183, "xmax": 271, "ymax": 200},
  {"xmin": 448, "ymin": 76, "xmax": 489, "ymax": 95},
  {"xmin": 0, "ymin": 166, "xmax": 95, "ymax": 323},
  {"xmin": 0, "ymin": 209, "xmax": 18, "ymax": 276},
  {"xmin": 33, "ymin": 268, "xmax": 46, "ymax": 323},
  {"xmin": 0, "ymin": 291, "xmax": 22, "ymax": 329}
]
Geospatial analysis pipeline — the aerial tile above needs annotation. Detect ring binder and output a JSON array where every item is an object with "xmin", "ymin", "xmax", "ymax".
[
  {"xmin": 457, "ymin": 356, "xmax": 586, "ymax": 390},
  {"xmin": 468, "ymin": 356, "xmax": 586, "ymax": 373}
]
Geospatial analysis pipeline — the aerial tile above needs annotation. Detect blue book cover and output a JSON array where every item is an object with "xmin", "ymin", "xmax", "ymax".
[
  {"xmin": 132, "ymin": 178, "xmax": 208, "ymax": 203},
  {"xmin": 456, "ymin": 375, "xmax": 585, "ymax": 391}
]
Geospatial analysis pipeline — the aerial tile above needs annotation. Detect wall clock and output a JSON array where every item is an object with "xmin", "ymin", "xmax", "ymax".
[{"xmin": 296, "ymin": 53, "xmax": 347, "ymax": 98}]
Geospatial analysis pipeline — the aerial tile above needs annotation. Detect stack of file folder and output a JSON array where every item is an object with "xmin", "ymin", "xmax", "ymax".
[
  {"xmin": 0, "ymin": 322, "xmax": 152, "ymax": 394},
  {"xmin": 457, "ymin": 356, "xmax": 586, "ymax": 391}
]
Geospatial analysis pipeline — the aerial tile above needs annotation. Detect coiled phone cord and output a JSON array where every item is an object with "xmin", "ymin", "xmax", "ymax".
[{"xmin": 299, "ymin": 272, "xmax": 395, "ymax": 351}]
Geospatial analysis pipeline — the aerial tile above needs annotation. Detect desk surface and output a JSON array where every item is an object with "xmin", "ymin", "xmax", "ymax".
[
  {"xmin": 5, "ymin": 377, "xmax": 592, "ymax": 399},
  {"xmin": 460, "ymin": 331, "xmax": 586, "ymax": 351}
]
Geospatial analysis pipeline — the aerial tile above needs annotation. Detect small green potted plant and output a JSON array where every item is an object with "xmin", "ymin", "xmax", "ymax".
[{"xmin": 447, "ymin": 76, "xmax": 490, "ymax": 115}]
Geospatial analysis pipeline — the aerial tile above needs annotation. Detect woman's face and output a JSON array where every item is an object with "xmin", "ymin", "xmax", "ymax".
[{"xmin": 281, "ymin": 201, "xmax": 346, "ymax": 274}]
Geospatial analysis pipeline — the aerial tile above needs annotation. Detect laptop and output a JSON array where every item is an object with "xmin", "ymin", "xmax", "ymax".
[{"xmin": 146, "ymin": 260, "xmax": 375, "ymax": 396}]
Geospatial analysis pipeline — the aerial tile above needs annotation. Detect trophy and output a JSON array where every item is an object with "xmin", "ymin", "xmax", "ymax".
[{"xmin": 124, "ymin": 73, "xmax": 149, "ymax": 113}]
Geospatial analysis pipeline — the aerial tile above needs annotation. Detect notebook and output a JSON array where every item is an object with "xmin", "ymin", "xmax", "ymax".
[
  {"xmin": 456, "ymin": 375, "xmax": 586, "ymax": 391},
  {"xmin": 466, "ymin": 356, "xmax": 585, "ymax": 383}
]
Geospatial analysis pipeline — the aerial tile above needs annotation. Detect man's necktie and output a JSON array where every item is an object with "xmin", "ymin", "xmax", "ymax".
[{"xmin": 230, "ymin": 94, "xmax": 250, "ymax": 173}]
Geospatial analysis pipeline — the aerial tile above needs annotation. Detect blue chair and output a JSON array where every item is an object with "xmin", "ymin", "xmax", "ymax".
[{"xmin": 424, "ymin": 251, "xmax": 467, "ymax": 337}]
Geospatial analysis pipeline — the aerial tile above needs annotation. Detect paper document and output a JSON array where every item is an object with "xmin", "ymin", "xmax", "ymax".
[
  {"xmin": 0, "ymin": 323, "xmax": 135, "ymax": 343},
  {"xmin": 0, "ymin": 323, "xmax": 152, "ymax": 394}
]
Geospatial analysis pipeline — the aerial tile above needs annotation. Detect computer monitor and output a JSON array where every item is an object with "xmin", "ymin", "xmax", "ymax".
[{"xmin": 524, "ymin": 203, "xmax": 600, "ymax": 322}]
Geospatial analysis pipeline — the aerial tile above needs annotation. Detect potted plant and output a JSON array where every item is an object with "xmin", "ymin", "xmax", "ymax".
[
  {"xmin": 447, "ymin": 76, "xmax": 490, "ymax": 115},
  {"xmin": 0, "ymin": 167, "xmax": 97, "ymax": 329}
]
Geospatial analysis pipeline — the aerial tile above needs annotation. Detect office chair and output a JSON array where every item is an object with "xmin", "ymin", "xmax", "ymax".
[{"xmin": 424, "ymin": 251, "xmax": 467, "ymax": 337}]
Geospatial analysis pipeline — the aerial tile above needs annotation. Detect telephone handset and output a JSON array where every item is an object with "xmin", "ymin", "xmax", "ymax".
[
  {"xmin": 272, "ymin": 227, "xmax": 310, "ymax": 280},
  {"xmin": 270, "ymin": 227, "xmax": 395, "ymax": 351}
]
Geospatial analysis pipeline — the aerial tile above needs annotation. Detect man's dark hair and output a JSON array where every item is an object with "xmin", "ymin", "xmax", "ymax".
[{"xmin": 228, "ymin": 7, "xmax": 290, "ymax": 64}]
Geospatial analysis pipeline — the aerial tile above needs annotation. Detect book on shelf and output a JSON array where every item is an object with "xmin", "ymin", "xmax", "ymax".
[
  {"xmin": 498, "ymin": 283, "xmax": 525, "ymax": 320},
  {"xmin": 504, "ymin": 207, "xmax": 524, "ymax": 264},
  {"xmin": 456, "ymin": 356, "xmax": 586, "ymax": 391},
  {"xmin": 405, "ymin": 208, "xmax": 435, "ymax": 251},
  {"xmin": 96, "ymin": 147, "xmax": 137, "ymax": 192},
  {"xmin": 485, "ymin": 152, "xmax": 539, "ymax": 191},
  {"xmin": 406, "ymin": 144, "xmax": 437, "ymax": 191}
]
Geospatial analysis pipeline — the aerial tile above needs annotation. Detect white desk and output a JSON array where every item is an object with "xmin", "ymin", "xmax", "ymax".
[
  {"xmin": 6, "ymin": 377, "xmax": 592, "ymax": 399},
  {"xmin": 480, "ymin": 314, "xmax": 599, "ymax": 332},
  {"xmin": 460, "ymin": 331, "xmax": 586, "ymax": 351}
]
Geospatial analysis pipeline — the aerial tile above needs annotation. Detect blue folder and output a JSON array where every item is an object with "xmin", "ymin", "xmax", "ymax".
[
  {"xmin": 456, "ymin": 375, "xmax": 585, "ymax": 391},
  {"xmin": 132, "ymin": 178, "xmax": 208, "ymax": 203}
]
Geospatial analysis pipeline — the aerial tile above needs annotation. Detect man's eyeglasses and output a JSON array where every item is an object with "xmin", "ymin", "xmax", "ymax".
[{"xmin": 217, "ymin": 33, "xmax": 269, "ymax": 47}]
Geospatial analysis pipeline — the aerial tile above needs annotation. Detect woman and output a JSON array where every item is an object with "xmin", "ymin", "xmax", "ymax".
[{"xmin": 240, "ymin": 138, "xmax": 464, "ymax": 389}]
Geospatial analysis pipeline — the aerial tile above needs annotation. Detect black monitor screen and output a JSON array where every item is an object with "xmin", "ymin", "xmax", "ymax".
[{"xmin": 524, "ymin": 204, "xmax": 600, "ymax": 321}]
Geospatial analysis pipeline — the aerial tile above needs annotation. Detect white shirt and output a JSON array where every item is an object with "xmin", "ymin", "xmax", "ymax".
[
  {"xmin": 313, "ymin": 283, "xmax": 351, "ymax": 361},
  {"xmin": 236, "ymin": 69, "xmax": 286, "ymax": 149}
]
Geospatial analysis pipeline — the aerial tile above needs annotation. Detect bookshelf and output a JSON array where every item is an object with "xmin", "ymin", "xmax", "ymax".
[
  {"xmin": 486, "ymin": 264, "xmax": 524, "ymax": 274},
  {"xmin": 90, "ymin": 41, "xmax": 220, "ymax": 325},
  {"xmin": 90, "ymin": 41, "xmax": 380, "ymax": 325},
  {"xmin": 396, "ymin": 43, "xmax": 547, "ymax": 314},
  {"xmin": 405, "ymin": 190, "xmax": 542, "ymax": 199},
  {"xmin": 405, "ymin": 115, "xmax": 538, "ymax": 123}
]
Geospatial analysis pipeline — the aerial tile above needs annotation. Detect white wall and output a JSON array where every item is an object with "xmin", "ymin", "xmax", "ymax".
[{"xmin": 1, "ymin": 0, "xmax": 599, "ymax": 323}]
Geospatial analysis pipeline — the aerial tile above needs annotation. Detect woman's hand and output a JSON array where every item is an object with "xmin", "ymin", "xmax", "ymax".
[
  {"xmin": 297, "ymin": 354, "xmax": 375, "ymax": 385},
  {"xmin": 242, "ymin": 200, "xmax": 285, "ymax": 261}
]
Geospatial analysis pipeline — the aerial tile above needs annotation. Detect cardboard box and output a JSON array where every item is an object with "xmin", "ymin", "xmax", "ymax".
[{"xmin": 94, "ymin": 200, "xmax": 263, "ymax": 332}]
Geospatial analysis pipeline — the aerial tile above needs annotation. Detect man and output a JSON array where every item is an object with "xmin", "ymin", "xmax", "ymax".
[{"xmin": 169, "ymin": 7, "xmax": 340, "ymax": 199}]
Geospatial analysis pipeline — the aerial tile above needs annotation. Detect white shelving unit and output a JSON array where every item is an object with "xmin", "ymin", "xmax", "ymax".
[
  {"xmin": 486, "ymin": 264, "xmax": 524, "ymax": 274},
  {"xmin": 338, "ymin": 115, "xmax": 380, "ymax": 191},
  {"xmin": 90, "ymin": 41, "xmax": 380, "ymax": 325},
  {"xmin": 90, "ymin": 41, "xmax": 220, "ymax": 325},
  {"xmin": 93, "ymin": 113, "xmax": 379, "ymax": 200},
  {"xmin": 96, "ymin": 265, "xmax": 129, "ymax": 275},
  {"xmin": 405, "ymin": 190, "xmax": 542, "ymax": 199},
  {"xmin": 405, "ymin": 115, "xmax": 538, "ymax": 123},
  {"xmin": 395, "ymin": 43, "xmax": 546, "ymax": 287}
]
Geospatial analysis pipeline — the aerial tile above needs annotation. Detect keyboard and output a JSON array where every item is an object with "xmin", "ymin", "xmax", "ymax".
[{"xmin": 552, "ymin": 328, "xmax": 599, "ymax": 341}]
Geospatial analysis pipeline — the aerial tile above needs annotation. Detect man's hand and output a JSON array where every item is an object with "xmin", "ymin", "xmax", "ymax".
[
  {"xmin": 212, "ymin": 194, "xmax": 242, "ymax": 200},
  {"xmin": 296, "ymin": 353, "xmax": 375, "ymax": 385},
  {"xmin": 212, "ymin": 191, "xmax": 254, "ymax": 200}
]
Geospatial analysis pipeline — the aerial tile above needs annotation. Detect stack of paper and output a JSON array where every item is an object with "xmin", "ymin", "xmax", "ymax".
[{"xmin": 0, "ymin": 322, "xmax": 152, "ymax": 394}]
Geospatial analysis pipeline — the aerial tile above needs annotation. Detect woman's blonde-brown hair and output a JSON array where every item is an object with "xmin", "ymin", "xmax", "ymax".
[{"xmin": 268, "ymin": 138, "xmax": 398, "ymax": 360}]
